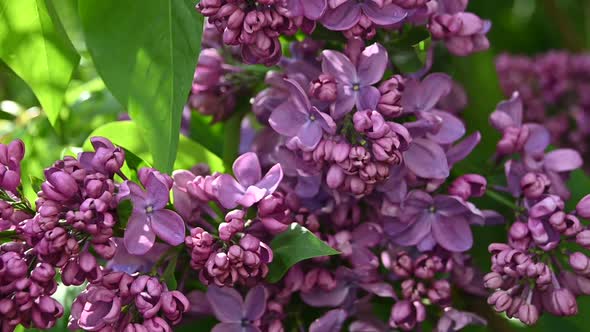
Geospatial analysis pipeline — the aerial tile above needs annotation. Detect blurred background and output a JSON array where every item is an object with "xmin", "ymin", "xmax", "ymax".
[{"xmin": 1, "ymin": 0, "xmax": 589, "ymax": 331}]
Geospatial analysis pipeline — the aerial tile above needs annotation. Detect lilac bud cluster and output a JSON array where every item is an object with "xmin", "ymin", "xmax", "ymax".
[
  {"xmin": 0, "ymin": 140, "xmax": 25, "ymax": 194},
  {"xmin": 69, "ymin": 271, "xmax": 189, "ymax": 331},
  {"xmin": 0, "ymin": 242, "xmax": 63, "ymax": 330}
]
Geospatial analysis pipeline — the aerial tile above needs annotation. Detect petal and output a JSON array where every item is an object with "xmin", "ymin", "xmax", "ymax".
[
  {"xmin": 358, "ymin": 282, "xmax": 396, "ymax": 298},
  {"xmin": 145, "ymin": 173, "xmax": 170, "ymax": 210},
  {"xmin": 295, "ymin": 121, "xmax": 323, "ymax": 150},
  {"xmin": 432, "ymin": 215, "xmax": 473, "ymax": 252},
  {"xmin": 404, "ymin": 73, "xmax": 452, "ymax": 113},
  {"xmin": 321, "ymin": 2, "xmax": 361, "ymax": 31},
  {"xmin": 213, "ymin": 175, "xmax": 246, "ymax": 209},
  {"xmin": 302, "ymin": 0, "xmax": 328, "ymax": 20},
  {"xmin": 237, "ymin": 186, "xmax": 268, "ymax": 207},
  {"xmin": 311, "ymin": 107, "xmax": 337, "ymax": 135},
  {"xmin": 446, "ymin": 132, "xmax": 481, "ymax": 165},
  {"xmin": 256, "ymin": 163, "xmax": 284, "ymax": 193},
  {"xmin": 523, "ymin": 124, "xmax": 550, "ymax": 155},
  {"xmin": 321, "ymin": 50, "xmax": 357, "ymax": 84},
  {"xmin": 243, "ymin": 286, "xmax": 267, "ymax": 320},
  {"xmin": 284, "ymin": 0, "xmax": 304, "ymax": 17},
  {"xmin": 358, "ymin": 86, "xmax": 381, "ymax": 111},
  {"xmin": 295, "ymin": 174, "xmax": 321, "ymax": 198},
  {"xmin": 206, "ymin": 286, "xmax": 244, "ymax": 322},
  {"xmin": 395, "ymin": 212, "xmax": 434, "ymax": 246},
  {"xmin": 150, "ymin": 210, "xmax": 186, "ymax": 246},
  {"xmin": 124, "ymin": 212, "xmax": 155, "ymax": 255},
  {"xmin": 427, "ymin": 111, "xmax": 466, "ymax": 144},
  {"xmin": 233, "ymin": 153, "xmax": 262, "ymax": 188},
  {"xmin": 544, "ymin": 149, "xmax": 583, "ymax": 173},
  {"xmin": 269, "ymin": 102, "xmax": 308, "ymax": 137},
  {"xmin": 301, "ymin": 283, "xmax": 350, "ymax": 307},
  {"xmin": 361, "ymin": 1, "xmax": 407, "ymax": 26},
  {"xmin": 211, "ymin": 323, "xmax": 243, "ymax": 332},
  {"xmin": 284, "ymin": 79, "xmax": 312, "ymax": 111},
  {"xmin": 331, "ymin": 85, "xmax": 357, "ymax": 119},
  {"xmin": 495, "ymin": 92, "xmax": 522, "ymax": 127},
  {"xmin": 403, "ymin": 138, "xmax": 450, "ymax": 179},
  {"xmin": 357, "ymin": 43, "xmax": 388, "ymax": 86},
  {"xmin": 309, "ymin": 309, "xmax": 348, "ymax": 332},
  {"xmin": 433, "ymin": 195, "xmax": 470, "ymax": 217}
]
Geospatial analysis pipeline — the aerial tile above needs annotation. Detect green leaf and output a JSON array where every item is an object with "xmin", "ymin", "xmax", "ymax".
[
  {"xmin": 84, "ymin": 121, "xmax": 225, "ymax": 173},
  {"xmin": 267, "ymin": 223, "xmax": 340, "ymax": 283},
  {"xmin": 79, "ymin": 0, "xmax": 203, "ymax": 173},
  {"xmin": 566, "ymin": 169, "xmax": 590, "ymax": 210},
  {"xmin": 0, "ymin": 0, "xmax": 80, "ymax": 126},
  {"xmin": 162, "ymin": 254, "xmax": 179, "ymax": 290},
  {"xmin": 189, "ymin": 113, "xmax": 225, "ymax": 157}
]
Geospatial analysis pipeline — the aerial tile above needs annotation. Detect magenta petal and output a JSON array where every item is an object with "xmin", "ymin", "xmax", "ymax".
[
  {"xmin": 544, "ymin": 149, "xmax": 583, "ymax": 173},
  {"xmin": 213, "ymin": 175, "xmax": 246, "ymax": 209},
  {"xmin": 269, "ymin": 102, "xmax": 308, "ymax": 137},
  {"xmin": 321, "ymin": 2, "xmax": 361, "ymax": 31},
  {"xmin": 361, "ymin": 1, "xmax": 407, "ymax": 26},
  {"xmin": 150, "ymin": 210, "xmax": 185, "ymax": 246},
  {"xmin": 357, "ymin": 43, "xmax": 388, "ymax": 86},
  {"xmin": 309, "ymin": 309, "xmax": 348, "ymax": 332},
  {"xmin": 432, "ymin": 215, "xmax": 473, "ymax": 252},
  {"xmin": 295, "ymin": 121, "xmax": 323, "ymax": 150},
  {"xmin": 212, "ymin": 323, "xmax": 244, "ymax": 332},
  {"xmin": 124, "ymin": 212, "xmax": 155, "ymax": 255},
  {"xmin": 233, "ymin": 153, "xmax": 262, "ymax": 188},
  {"xmin": 237, "ymin": 186, "xmax": 268, "ymax": 207},
  {"xmin": 523, "ymin": 124, "xmax": 550, "ymax": 155},
  {"xmin": 403, "ymin": 138, "xmax": 450, "ymax": 179},
  {"xmin": 321, "ymin": 50, "xmax": 357, "ymax": 84},
  {"xmin": 395, "ymin": 212, "xmax": 433, "ymax": 246},
  {"xmin": 206, "ymin": 286, "xmax": 244, "ymax": 322},
  {"xmin": 301, "ymin": 0, "xmax": 328, "ymax": 20},
  {"xmin": 243, "ymin": 286, "xmax": 267, "ymax": 320},
  {"xmin": 446, "ymin": 132, "xmax": 481, "ymax": 165},
  {"xmin": 427, "ymin": 111, "xmax": 466, "ymax": 144},
  {"xmin": 256, "ymin": 163, "xmax": 284, "ymax": 193},
  {"xmin": 145, "ymin": 173, "xmax": 170, "ymax": 210},
  {"xmin": 358, "ymin": 86, "xmax": 381, "ymax": 111},
  {"xmin": 331, "ymin": 85, "xmax": 357, "ymax": 119}
]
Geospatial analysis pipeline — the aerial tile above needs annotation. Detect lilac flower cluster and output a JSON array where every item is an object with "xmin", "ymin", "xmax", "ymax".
[
  {"xmin": 482, "ymin": 94, "xmax": 590, "ymax": 325},
  {"xmin": 195, "ymin": 0, "xmax": 490, "ymax": 65},
  {"xmin": 496, "ymin": 52, "xmax": 590, "ymax": 166}
]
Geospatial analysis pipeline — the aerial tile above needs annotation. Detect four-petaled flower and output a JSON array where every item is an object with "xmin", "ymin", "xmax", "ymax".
[
  {"xmin": 123, "ymin": 173, "xmax": 186, "ymax": 255},
  {"xmin": 206, "ymin": 285, "xmax": 267, "ymax": 332},
  {"xmin": 321, "ymin": 0, "xmax": 407, "ymax": 32},
  {"xmin": 213, "ymin": 152, "xmax": 284, "ymax": 209}
]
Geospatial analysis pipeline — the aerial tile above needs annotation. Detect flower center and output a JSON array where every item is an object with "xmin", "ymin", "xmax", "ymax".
[
  {"xmin": 309, "ymin": 114, "xmax": 316, "ymax": 121},
  {"xmin": 429, "ymin": 205, "xmax": 436, "ymax": 213},
  {"xmin": 146, "ymin": 205, "xmax": 154, "ymax": 214},
  {"xmin": 352, "ymin": 83, "xmax": 360, "ymax": 91}
]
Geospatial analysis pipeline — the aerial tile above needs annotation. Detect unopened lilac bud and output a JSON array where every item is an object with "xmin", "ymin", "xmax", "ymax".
[
  {"xmin": 377, "ymin": 75, "xmax": 404, "ymax": 118},
  {"xmin": 521, "ymin": 172, "xmax": 551, "ymax": 198},
  {"xmin": 488, "ymin": 290, "xmax": 512, "ymax": 312},
  {"xmin": 483, "ymin": 272, "xmax": 504, "ymax": 289},
  {"xmin": 576, "ymin": 194, "xmax": 590, "ymax": 218},
  {"xmin": 449, "ymin": 174, "xmax": 486, "ymax": 200},
  {"xmin": 518, "ymin": 304, "xmax": 539, "ymax": 325},
  {"xmin": 219, "ymin": 210, "xmax": 245, "ymax": 241},
  {"xmin": 239, "ymin": 234, "xmax": 260, "ymax": 251},
  {"xmin": 576, "ymin": 230, "xmax": 590, "ymax": 248},
  {"xmin": 544, "ymin": 288, "xmax": 578, "ymax": 316},
  {"xmin": 332, "ymin": 142, "xmax": 351, "ymax": 163},
  {"xmin": 326, "ymin": 165, "xmax": 345, "ymax": 189},
  {"xmin": 389, "ymin": 300, "xmax": 426, "ymax": 330},
  {"xmin": 284, "ymin": 264, "xmax": 304, "ymax": 292},
  {"xmin": 309, "ymin": 74, "xmax": 337, "ymax": 102},
  {"xmin": 570, "ymin": 252, "xmax": 590, "ymax": 275},
  {"xmin": 160, "ymin": 291, "xmax": 189, "ymax": 324},
  {"xmin": 42, "ymin": 169, "xmax": 78, "ymax": 201}
]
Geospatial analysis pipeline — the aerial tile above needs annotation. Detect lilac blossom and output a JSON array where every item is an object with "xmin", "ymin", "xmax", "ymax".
[
  {"xmin": 284, "ymin": 0, "xmax": 328, "ymax": 20},
  {"xmin": 0, "ymin": 139, "xmax": 24, "ymax": 193},
  {"xmin": 321, "ymin": 1, "xmax": 407, "ymax": 32},
  {"xmin": 206, "ymin": 285, "xmax": 267, "ymax": 332},
  {"xmin": 269, "ymin": 79, "xmax": 336, "ymax": 150},
  {"xmin": 321, "ymin": 43, "xmax": 389, "ymax": 119},
  {"xmin": 385, "ymin": 191, "xmax": 483, "ymax": 252},
  {"xmin": 213, "ymin": 152, "xmax": 283, "ymax": 209},
  {"xmin": 122, "ymin": 173, "xmax": 186, "ymax": 255}
]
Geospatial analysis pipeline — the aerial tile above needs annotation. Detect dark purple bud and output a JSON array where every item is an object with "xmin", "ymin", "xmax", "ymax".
[
  {"xmin": 389, "ymin": 300, "xmax": 426, "ymax": 330},
  {"xmin": 42, "ymin": 168, "xmax": 79, "ymax": 202},
  {"xmin": 377, "ymin": 75, "xmax": 404, "ymax": 118},
  {"xmin": 309, "ymin": 74, "xmax": 337, "ymax": 102}
]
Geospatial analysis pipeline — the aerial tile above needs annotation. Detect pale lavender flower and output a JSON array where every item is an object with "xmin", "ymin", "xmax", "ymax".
[
  {"xmin": 321, "ymin": 43, "xmax": 389, "ymax": 119},
  {"xmin": 213, "ymin": 153, "xmax": 283, "ymax": 209},
  {"xmin": 122, "ymin": 173, "xmax": 185, "ymax": 255},
  {"xmin": 206, "ymin": 285, "xmax": 267, "ymax": 332},
  {"xmin": 269, "ymin": 79, "xmax": 336, "ymax": 151}
]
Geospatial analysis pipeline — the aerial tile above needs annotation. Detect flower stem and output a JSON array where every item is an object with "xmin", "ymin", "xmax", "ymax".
[{"xmin": 485, "ymin": 190, "xmax": 519, "ymax": 211}]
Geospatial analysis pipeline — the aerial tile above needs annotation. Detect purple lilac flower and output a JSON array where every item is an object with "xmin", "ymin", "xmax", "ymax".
[
  {"xmin": 206, "ymin": 285, "xmax": 267, "ymax": 332},
  {"xmin": 429, "ymin": 12, "xmax": 491, "ymax": 56},
  {"xmin": 284, "ymin": 0, "xmax": 327, "ymax": 20},
  {"xmin": 321, "ymin": 43, "xmax": 389, "ymax": 119},
  {"xmin": 122, "ymin": 172, "xmax": 185, "ymax": 255},
  {"xmin": 321, "ymin": 1, "xmax": 407, "ymax": 34},
  {"xmin": 385, "ymin": 191, "xmax": 483, "ymax": 252},
  {"xmin": 213, "ymin": 152, "xmax": 283, "ymax": 209},
  {"xmin": 0, "ymin": 139, "xmax": 24, "ymax": 193}
]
